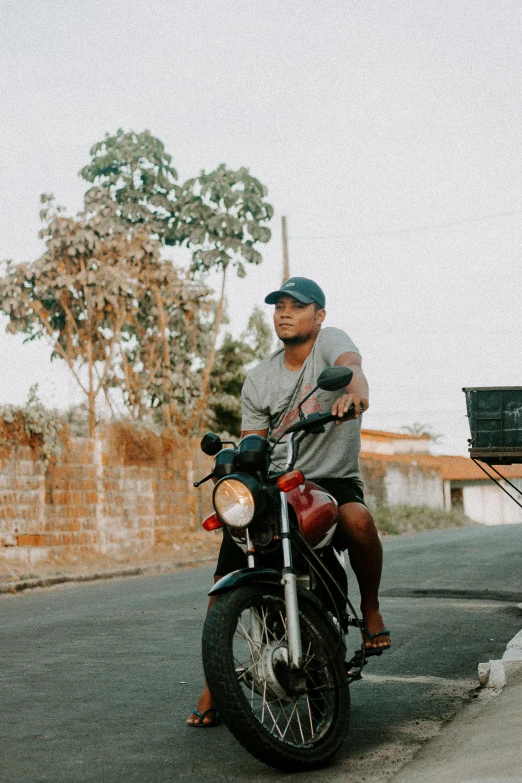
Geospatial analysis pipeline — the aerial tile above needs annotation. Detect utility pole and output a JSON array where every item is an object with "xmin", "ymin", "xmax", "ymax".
[{"xmin": 282, "ymin": 215, "xmax": 290, "ymax": 283}]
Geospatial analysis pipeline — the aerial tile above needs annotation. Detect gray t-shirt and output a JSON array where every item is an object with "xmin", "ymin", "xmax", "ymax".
[{"xmin": 241, "ymin": 326, "xmax": 363, "ymax": 484}]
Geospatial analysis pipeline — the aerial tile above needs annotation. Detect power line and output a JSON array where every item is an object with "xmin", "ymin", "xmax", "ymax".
[{"xmin": 290, "ymin": 207, "xmax": 522, "ymax": 241}]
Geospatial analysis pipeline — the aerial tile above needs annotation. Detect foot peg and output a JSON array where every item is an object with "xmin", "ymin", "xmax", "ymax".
[{"xmin": 344, "ymin": 649, "xmax": 367, "ymax": 683}]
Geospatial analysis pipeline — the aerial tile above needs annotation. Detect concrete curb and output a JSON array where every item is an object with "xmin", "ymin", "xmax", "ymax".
[
  {"xmin": 389, "ymin": 650, "xmax": 522, "ymax": 783},
  {"xmin": 0, "ymin": 556, "xmax": 217, "ymax": 595},
  {"xmin": 477, "ymin": 621, "xmax": 522, "ymax": 694}
]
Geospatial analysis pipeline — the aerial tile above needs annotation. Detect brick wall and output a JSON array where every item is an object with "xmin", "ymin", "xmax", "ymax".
[
  {"xmin": 0, "ymin": 432, "xmax": 213, "ymax": 571},
  {"xmin": 1, "ymin": 430, "xmax": 450, "ymax": 573}
]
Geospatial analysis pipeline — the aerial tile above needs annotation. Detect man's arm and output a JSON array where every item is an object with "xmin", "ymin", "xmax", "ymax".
[
  {"xmin": 331, "ymin": 351, "xmax": 369, "ymax": 421},
  {"xmin": 241, "ymin": 374, "xmax": 269, "ymax": 439},
  {"xmin": 241, "ymin": 429, "xmax": 269, "ymax": 438}
]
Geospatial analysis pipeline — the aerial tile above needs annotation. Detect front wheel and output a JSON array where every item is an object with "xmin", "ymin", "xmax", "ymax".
[{"xmin": 202, "ymin": 584, "xmax": 350, "ymax": 772}]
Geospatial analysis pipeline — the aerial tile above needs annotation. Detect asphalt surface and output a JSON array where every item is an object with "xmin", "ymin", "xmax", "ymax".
[{"xmin": 1, "ymin": 524, "xmax": 521, "ymax": 783}]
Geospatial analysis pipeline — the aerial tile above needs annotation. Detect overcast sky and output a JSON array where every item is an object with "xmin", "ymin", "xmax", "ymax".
[{"xmin": 1, "ymin": 0, "xmax": 521, "ymax": 454}]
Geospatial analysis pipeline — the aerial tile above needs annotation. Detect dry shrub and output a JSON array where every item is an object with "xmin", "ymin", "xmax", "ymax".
[
  {"xmin": 0, "ymin": 412, "xmax": 69, "ymax": 459},
  {"xmin": 0, "ymin": 402, "xmax": 67, "ymax": 460},
  {"xmin": 107, "ymin": 421, "xmax": 177, "ymax": 466},
  {"xmin": 0, "ymin": 412, "xmax": 36, "ymax": 453},
  {"xmin": 374, "ymin": 504, "xmax": 477, "ymax": 535}
]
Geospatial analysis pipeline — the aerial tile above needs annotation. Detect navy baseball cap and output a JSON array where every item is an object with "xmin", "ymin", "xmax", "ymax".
[{"xmin": 264, "ymin": 277, "xmax": 326, "ymax": 308}]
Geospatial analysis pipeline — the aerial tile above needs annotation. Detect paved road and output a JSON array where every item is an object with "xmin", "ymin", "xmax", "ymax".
[{"xmin": 1, "ymin": 525, "xmax": 521, "ymax": 783}]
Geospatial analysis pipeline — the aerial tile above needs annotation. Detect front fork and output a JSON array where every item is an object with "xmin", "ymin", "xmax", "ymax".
[
  {"xmin": 246, "ymin": 491, "xmax": 303, "ymax": 668},
  {"xmin": 279, "ymin": 491, "xmax": 303, "ymax": 668},
  {"xmin": 245, "ymin": 528, "xmax": 264, "ymax": 649}
]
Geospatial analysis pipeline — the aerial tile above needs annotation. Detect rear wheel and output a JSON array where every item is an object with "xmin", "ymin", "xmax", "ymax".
[{"xmin": 202, "ymin": 584, "xmax": 350, "ymax": 771}]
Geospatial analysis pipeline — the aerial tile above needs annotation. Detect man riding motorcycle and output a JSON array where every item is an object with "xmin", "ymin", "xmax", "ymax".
[{"xmin": 187, "ymin": 276, "xmax": 390, "ymax": 727}]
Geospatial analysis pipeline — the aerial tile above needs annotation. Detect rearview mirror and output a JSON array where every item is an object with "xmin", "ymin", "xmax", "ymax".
[
  {"xmin": 316, "ymin": 366, "xmax": 353, "ymax": 392},
  {"xmin": 200, "ymin": 432, "xmax": 223, "ymax": 456}
]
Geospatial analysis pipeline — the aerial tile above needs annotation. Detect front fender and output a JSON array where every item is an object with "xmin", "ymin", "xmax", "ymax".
[
  {"xmin": 209, "ymin": 569, "xmax": 346, "ymax": 645},
  {"xmin": 209, "ymin": 567, "xmax": 281, "ymax": 596}
]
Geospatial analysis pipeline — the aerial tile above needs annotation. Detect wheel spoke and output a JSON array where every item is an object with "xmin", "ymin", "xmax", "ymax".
[
  {"xmin": 263, "ymin": 693, "xmax": 284, "ymax": 738},
  {"xmin": 235, "ymin": 655, "xmax": 260, "ymax": 678},
  {"xmin": 280, "ymin": 699, "xmax": 299, "ymax": 740},
  {"xmin": 237, "ymin": 616, "xmax": 262, "ymax": 655},
  {"xmin": 202, "ymin": 584, "xmax": 350, "ymax": 771},
  {"xmin": 228, "ymin": 594, "xmax": 341, "ymax": 749},
  {"xmin": 295, "ymin": 703, "xmax": 306, "ymax": 744},
  {"xmin": 305, "ymin": 693, "xmax": 314, "ymax": 736},
  {"xmin": 250, "ymin": 669, "xmax": 256, "ymax": 707},
  {"xmin": 261, "ymin": 680, "xmax": 267, "ymax": 724}
]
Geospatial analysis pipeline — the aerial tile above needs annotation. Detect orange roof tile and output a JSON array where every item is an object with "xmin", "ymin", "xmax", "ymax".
[
  {"xmin": 360, "ymin": 450, "xmax": 522, "ymax": 481},
  {"xmin": 436, "ymin": 455, "xmax": 522, "ymax": 481}
]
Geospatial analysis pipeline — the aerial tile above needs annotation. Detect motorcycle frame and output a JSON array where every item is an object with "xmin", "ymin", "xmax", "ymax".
[
  {"xmin": 210, "ymin": 433, "xmax": 307, "ymax": 669},
  {"xmin": 205, "ymin": 403, "xmax": 368, "ymax": 689}
]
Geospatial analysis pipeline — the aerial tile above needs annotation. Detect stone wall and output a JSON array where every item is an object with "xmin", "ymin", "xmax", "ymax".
[{"xmin": 0, "ymin": 431, "xmax": 213, "ymax": 571}]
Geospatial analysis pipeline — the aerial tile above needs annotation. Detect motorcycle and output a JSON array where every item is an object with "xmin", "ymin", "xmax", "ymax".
[{"xmin": 194, "ymin": 366, "xmax": 369, "ymax": 772}]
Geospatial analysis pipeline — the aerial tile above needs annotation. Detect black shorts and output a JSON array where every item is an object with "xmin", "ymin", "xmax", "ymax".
[
  {"xmin": 314, "ymin": 477, "xmax": 365, "ymax": 508},
  {"xmin": 214, "ymin": 477, "xmax": 365, "ymax": 577}
]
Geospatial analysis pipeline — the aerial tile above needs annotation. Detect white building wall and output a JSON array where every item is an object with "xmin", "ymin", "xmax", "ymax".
[
  {"xmin": 361, "ymin": 439, "xmax": 394, "ymax": 455},
  {"xmin": 361, "ymin": 437, "xmax": 430, "ymax": 455},
  {"xmin": 384, "ymin": 465, "xmax": 444, "ymax": 508},
  {"xmin": 392, "ymin": 439, "xmax": 431, "ymax": 455},
  {"xmin": 463, "ymin": 480, "xmax": 522, "ymax": 525}
]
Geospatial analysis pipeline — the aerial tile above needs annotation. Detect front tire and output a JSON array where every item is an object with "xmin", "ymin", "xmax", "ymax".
[{"xmin": 202, "ymin": 584, "xmax": 350, "ymax": 771}]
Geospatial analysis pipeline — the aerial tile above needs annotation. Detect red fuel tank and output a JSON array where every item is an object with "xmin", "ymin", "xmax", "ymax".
[{"xmin": 286, "ymin": 480, "xmax": 339, "ymax": 548}]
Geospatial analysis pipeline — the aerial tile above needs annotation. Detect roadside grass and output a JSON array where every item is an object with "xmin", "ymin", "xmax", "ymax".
[{"xmin": 374, "ymin": 504, "xmax": 476, "ymax": 536}]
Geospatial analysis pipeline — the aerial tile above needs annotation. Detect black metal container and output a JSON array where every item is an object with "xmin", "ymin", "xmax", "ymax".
[{"xmin": 463, "ymin": 386, "xmax": 522, "ymax": 464}]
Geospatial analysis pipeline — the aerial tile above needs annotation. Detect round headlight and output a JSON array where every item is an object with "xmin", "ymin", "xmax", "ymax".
[{"xmin": 214, "ymin": 478, "xmax": 255, "ymax": 528}]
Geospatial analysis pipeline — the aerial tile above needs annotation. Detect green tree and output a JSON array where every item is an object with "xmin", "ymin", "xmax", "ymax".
[
  {"xmin": 0, "ymin": 195, "xmax": 149, "ymax": 435},
  {"xmin": 79, "ymin": 130, "xmax": 273, "ymax": 267},
  {"xmin": 80, "ymin": 129, "xmax": 273, "ymax": 433},
  {"xmin": 115, "ymin": 257, "xmax": 212, "ymax": 431},
  {"xmin": 0, "ymin": 130, "xmax": 272, "ymax": 437},
  {"xmin": 79, "ymin": 129, "xmax": 181, "ymax": 241},
  {"xmin": 0, "ymin": 195, "xmax": 211, "ymax": 435},
  {"xmin": 208, "ymin": 306, "xmax": 272, "ymax": 436}
]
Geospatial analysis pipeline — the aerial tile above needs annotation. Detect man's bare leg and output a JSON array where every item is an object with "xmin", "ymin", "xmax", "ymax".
[
  {"xmin": 186, "ymin": 581, "xmax": 220, "ymax": 726},
  {"xmin": 186, "ymin": 682, "xmax": 217, "ymax": 726},
  {"xmin": 336, "ymin": 502, "xmax": 390, "ymax": 650}
]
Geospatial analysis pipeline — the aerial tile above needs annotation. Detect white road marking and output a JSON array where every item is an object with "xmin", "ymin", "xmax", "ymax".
[{"xmin": 361, "ymin": 673, "xmax": 476, "ymax": 686}]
